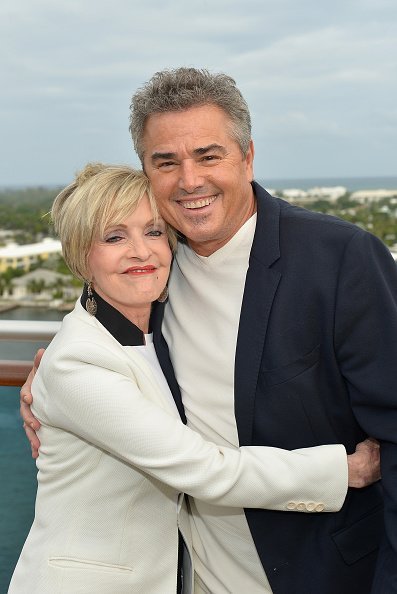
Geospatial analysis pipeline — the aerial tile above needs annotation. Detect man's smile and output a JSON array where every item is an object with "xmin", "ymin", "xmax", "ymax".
[{"xmin": 177, "ymin": 195, "xmax": 218, "ymax": 210}]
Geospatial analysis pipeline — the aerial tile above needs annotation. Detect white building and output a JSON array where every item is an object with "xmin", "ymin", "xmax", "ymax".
[
  {"xmin": 0, "ymin": 238, "xmax": 62, "ymax": 273},
  {"xmin": 282, "ymin": 188, "xmax": 308, "ymax": 200},
  {"xmin": 281, "ymin": 186, "xmax": 347, "ymax": 203},
  {"xmin": 351, "ymin": 189, "xmax": 397, "ymax": 204},
  {"xmin": 306, "ymin": 186, "xmax": 347, "ymax": 201},
  {"xmin": 5, "ymin": 268, "xmax": 80, "ymax": 303}
]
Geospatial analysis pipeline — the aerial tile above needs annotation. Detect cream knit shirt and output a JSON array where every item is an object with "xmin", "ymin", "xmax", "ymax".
[{"xmin": 163, "ymin": 214, "xmax": 272, "ymax": 593}]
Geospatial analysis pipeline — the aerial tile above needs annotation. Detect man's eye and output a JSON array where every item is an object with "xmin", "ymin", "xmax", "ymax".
[
  {"xmin": 202, "ymin": 155, "xmax": 219, "ymax": 162},
  {"xmin": 158, "ymin": 161, "xmax": 176, "ymax": 168}
]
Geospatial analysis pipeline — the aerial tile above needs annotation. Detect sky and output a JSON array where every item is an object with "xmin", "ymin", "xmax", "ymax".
[{"xmin": 1, "ymin": 0, "xmax": 396, "ymax": 186}]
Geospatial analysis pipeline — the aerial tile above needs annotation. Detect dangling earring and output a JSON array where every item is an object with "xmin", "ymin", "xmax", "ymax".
[
  {"xmin": 157, "ymin": 286, "xmax": 169, "ymax": 303},
  {"xmin": 85, "ymin": 282, "xmax": 97, "ymax": 316}
]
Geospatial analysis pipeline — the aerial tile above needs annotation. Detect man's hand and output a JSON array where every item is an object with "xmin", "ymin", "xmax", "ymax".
[
  {"xmin": 347, "ymin": 438, "xmax": 381, "ymax": 488},
  {"xmin": 20, "ymin": 348, "xmax": 45, "ymax": 459}
]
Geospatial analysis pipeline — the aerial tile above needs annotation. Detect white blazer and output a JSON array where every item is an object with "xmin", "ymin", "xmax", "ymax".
[{"xmin": 9, "ymin": 300, "xmax": 347, "ymax": 594}]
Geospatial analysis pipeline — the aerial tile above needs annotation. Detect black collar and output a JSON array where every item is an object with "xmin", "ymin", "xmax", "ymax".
[{"xmin": 80, "ymin": 285, "xmax": 145, "ymax": 346}]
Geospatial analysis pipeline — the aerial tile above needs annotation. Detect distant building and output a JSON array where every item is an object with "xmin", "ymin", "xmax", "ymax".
[
  {"xmin": 0, "ymin": 238, "xmax": 62, "ymax": 273},
  {"xmin": 351, "ymin": 189, "xmax": 397, "ymax": 204},
  {"xmin": 306, "ymin": 186, "xmax": 347, "ymax": 201},
  {"xmin": 281, "ymin": 186, "xmax": 347, "ymax": 203},
  {"xmin": 4, "ymin": 268, "xmax": 80, "ymax": 303},
  {"xmin": 0, "ymin": 229, "xmax": 15, "ymax": 242},
  {"xmin": 282, "ymin": 188, "xmax": 308, "ymax": 200}
]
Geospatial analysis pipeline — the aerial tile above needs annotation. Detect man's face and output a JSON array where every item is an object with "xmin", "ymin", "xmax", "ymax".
[{"xmin": 142, "ymin": 105, "xmax": 256, "ymax": 256}]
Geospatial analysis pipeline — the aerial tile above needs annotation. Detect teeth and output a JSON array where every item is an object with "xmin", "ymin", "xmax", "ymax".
[{"xmin": 181, "ymin": 196, "xmax": 216, "ymax": 209}]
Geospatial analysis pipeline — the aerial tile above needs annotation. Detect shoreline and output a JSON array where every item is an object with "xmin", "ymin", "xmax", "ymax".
[
  {"xmin": 0, "ymin": 301, "xmax": 73, "ymax": 312},
  {"xmin": 0, "ymin": 303, "xmax": 19, "ymax": 313}
]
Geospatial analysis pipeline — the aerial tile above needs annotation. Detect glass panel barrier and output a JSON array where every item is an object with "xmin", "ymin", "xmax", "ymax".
[{"xmin": 0, "ymin": 318, "xmax": 61, "ymax": 592}]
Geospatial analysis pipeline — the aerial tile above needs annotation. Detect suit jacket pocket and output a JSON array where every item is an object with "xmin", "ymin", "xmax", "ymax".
[
  {"xmin": 48, "ymin": 557, "xmax": 135, "ymax": 594},
  {"xmin": 331, "ymin": 505, "xmax": 384, "ymax": 565},
  {"xmin": 48, "ymin": 557, "xmax": 134, "ymax": 573},
  {"xmin": 261, "ymin": 344, "xmax": 320, "ymax": 387}
]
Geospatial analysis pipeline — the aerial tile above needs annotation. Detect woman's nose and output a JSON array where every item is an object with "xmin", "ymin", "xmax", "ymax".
[{"xmin": 126, "ymin": 238, "xmax": 151, "ymax": 260}]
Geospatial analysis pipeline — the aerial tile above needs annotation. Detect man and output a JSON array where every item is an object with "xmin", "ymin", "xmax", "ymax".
[{"xmin": 22, "ymin": 68, "xmax": 394, "ymax": 593}]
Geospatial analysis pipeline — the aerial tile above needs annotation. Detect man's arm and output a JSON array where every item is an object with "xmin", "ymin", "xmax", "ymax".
[
  {"xmin": 20, "ymin": 349, "xmax": 380, "ymax": 488},
  {"xmin": 20, "ymin": 348, "xmax": 44, "ymax": 458},
  {"xmin": 335, "ymin": 230, "xmax": 397, "ymax": 591}
]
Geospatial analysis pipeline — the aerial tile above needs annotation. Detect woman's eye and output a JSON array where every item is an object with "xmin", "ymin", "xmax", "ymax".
[
  {"xmin": 147, "ymin": 229, "xmax": 164, "ymax": 237},
  {"xmin": 105, "ymin": 235, "xmax": 123, "ymax": 243}
]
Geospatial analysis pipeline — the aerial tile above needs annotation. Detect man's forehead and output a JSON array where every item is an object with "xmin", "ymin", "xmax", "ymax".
[{"xmin": 144, "ymin": 105, "xmax": 231, "ymax": 136}]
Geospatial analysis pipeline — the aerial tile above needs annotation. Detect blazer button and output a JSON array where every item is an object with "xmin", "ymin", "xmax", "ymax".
[
  {"xmin": 315, "ymin": 503, "xmax": 325, "ymax": 512},
  {"xmin": 306, "ymin": 502, "xmax": 316, "ymax": 511},
  {"xmin": 287, "ymin": 502, "xmax": 297, "ymax": 510},
  {"xmin": 296, "ymin": 502, "xmax": 306, "ymax": 511}
]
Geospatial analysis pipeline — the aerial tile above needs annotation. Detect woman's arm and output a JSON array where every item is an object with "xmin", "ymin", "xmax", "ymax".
[{"xmin": 31, "ymin": 339, "xmax": 378, "ymax": 512}]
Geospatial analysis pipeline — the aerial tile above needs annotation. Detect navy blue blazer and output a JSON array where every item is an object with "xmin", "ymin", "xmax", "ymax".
[{"xmin": 153, "ymin": 181, "xmax": 397, "ymax": 594}]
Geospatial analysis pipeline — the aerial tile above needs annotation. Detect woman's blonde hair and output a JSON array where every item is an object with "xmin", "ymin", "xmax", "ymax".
[{"xmin": 51, "ymin": 163, "xmax": 176, "ymax": 281}]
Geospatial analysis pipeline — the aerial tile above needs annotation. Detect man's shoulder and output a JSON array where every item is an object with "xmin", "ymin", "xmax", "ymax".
[
  {"xmin": 279, "ymin": 198, "xmax": 358, "ymax": 232},
  {"xmin": 255, "ymin": 182, "xmax": 365, "ymax": 240}
]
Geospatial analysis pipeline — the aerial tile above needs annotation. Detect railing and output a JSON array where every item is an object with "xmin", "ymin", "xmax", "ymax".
[{"xmin": 0, "ymin": 320, "xmax": 60, "ymax": 386}]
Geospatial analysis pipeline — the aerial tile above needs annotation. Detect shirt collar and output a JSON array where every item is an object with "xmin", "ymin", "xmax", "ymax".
[{"xmin": 80, "ymin": 284, "xmax": 145, "ymax": 346}]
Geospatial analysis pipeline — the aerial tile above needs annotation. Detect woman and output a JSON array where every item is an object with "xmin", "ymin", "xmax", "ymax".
[{"xmin": 9, "ymin": 164, "xmax": 347, "ymax": 594}]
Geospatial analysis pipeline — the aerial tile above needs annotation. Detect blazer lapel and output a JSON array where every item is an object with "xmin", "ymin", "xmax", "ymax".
[
  {"xmin": 151, "ymin": 300, "xmax": 187, "ymax": 423},
  {"xmin": 235, "ymin": 183, "xmax": 282, "ymax": 445}
]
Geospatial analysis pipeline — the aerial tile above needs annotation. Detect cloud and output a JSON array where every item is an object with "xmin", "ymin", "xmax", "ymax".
[{"xmin": 0, "ymin": 0, "xmax": 396, "ymax": 183}]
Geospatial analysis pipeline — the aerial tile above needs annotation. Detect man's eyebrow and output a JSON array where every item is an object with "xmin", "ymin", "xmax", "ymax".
[
  {"xmin": 193, "ymin": 144, "xmax": 226, "ymax": 156},
  {"xmin": 150, "ymin": 144, "xmax": 227, "ymax": 162},
  {"xmin": 151, "ymin": 151, "xmax": 177, "ymax": 162}
]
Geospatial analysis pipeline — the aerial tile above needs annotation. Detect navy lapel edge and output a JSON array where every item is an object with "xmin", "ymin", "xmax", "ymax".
[{"xmin": 234, "ymin": 183, "xmax": 282, "ymax": 445}]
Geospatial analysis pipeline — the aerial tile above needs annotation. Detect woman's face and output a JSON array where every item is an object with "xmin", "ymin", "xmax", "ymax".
[{"xmin": 87, "ymin": 194, "xmax": 172, "ymax": 325}]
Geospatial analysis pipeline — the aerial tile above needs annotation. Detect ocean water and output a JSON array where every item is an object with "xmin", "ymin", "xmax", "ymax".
[
  {"xmin": 257, "ymin": 174, "xmax": 397, "ymax": 191},
  {"xmin": 0, "ymin": 387, "xmax": 37, "ymax": 593},
  {"xmin": 0, "ymin": 308, "xmax": 66, "ymax": 593}
]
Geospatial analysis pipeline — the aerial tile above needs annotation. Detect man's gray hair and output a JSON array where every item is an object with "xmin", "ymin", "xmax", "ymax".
[{"xmin": 129, "ymin": 67, "xmax": 252, "ymax": 163}]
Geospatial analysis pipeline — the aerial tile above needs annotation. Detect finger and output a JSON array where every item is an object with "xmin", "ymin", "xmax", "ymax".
[
  {"xmin": 20, "ymin": 348, "xmax": 45, "ymax": 405},
  {"xmin": 33, "ymin": 348, "xmax": 45, "ymax": 371},
  {"xmin": 355, "ymin": 438, "xmax": 378, "ymax": 452},
  {"xmin": 23, "ymin": 423, "xmax": 41, "ymax": 452},
  {"xmin": 20, "ymin": 369, "xmax": 35, "ymax": 404},
  {"xmin": 20, "ymin": 401, "xmax": 40, "ymax": 429},
  {"xmin": 366, "ymin": 437, "xmax": 380, "ymax": 448},
  {"xmin": 20, "ymin": 386, "xmax": 33, "ymax": 405}
]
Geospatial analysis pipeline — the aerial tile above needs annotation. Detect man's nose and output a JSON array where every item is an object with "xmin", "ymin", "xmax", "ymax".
[{"xmin": 178, "ymin": 160, "xmax": 203, "ymax": 193}]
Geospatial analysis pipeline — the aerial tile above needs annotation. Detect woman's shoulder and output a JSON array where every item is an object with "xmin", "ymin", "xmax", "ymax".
[{"xmin": 44, "ymin": 302, "xmax": 126, "ymax": 368}]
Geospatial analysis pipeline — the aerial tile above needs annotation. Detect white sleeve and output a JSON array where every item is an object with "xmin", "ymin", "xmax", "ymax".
[{"xmin": 37, "ymin": 340, "xmax": 347, "ymax": 512}]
